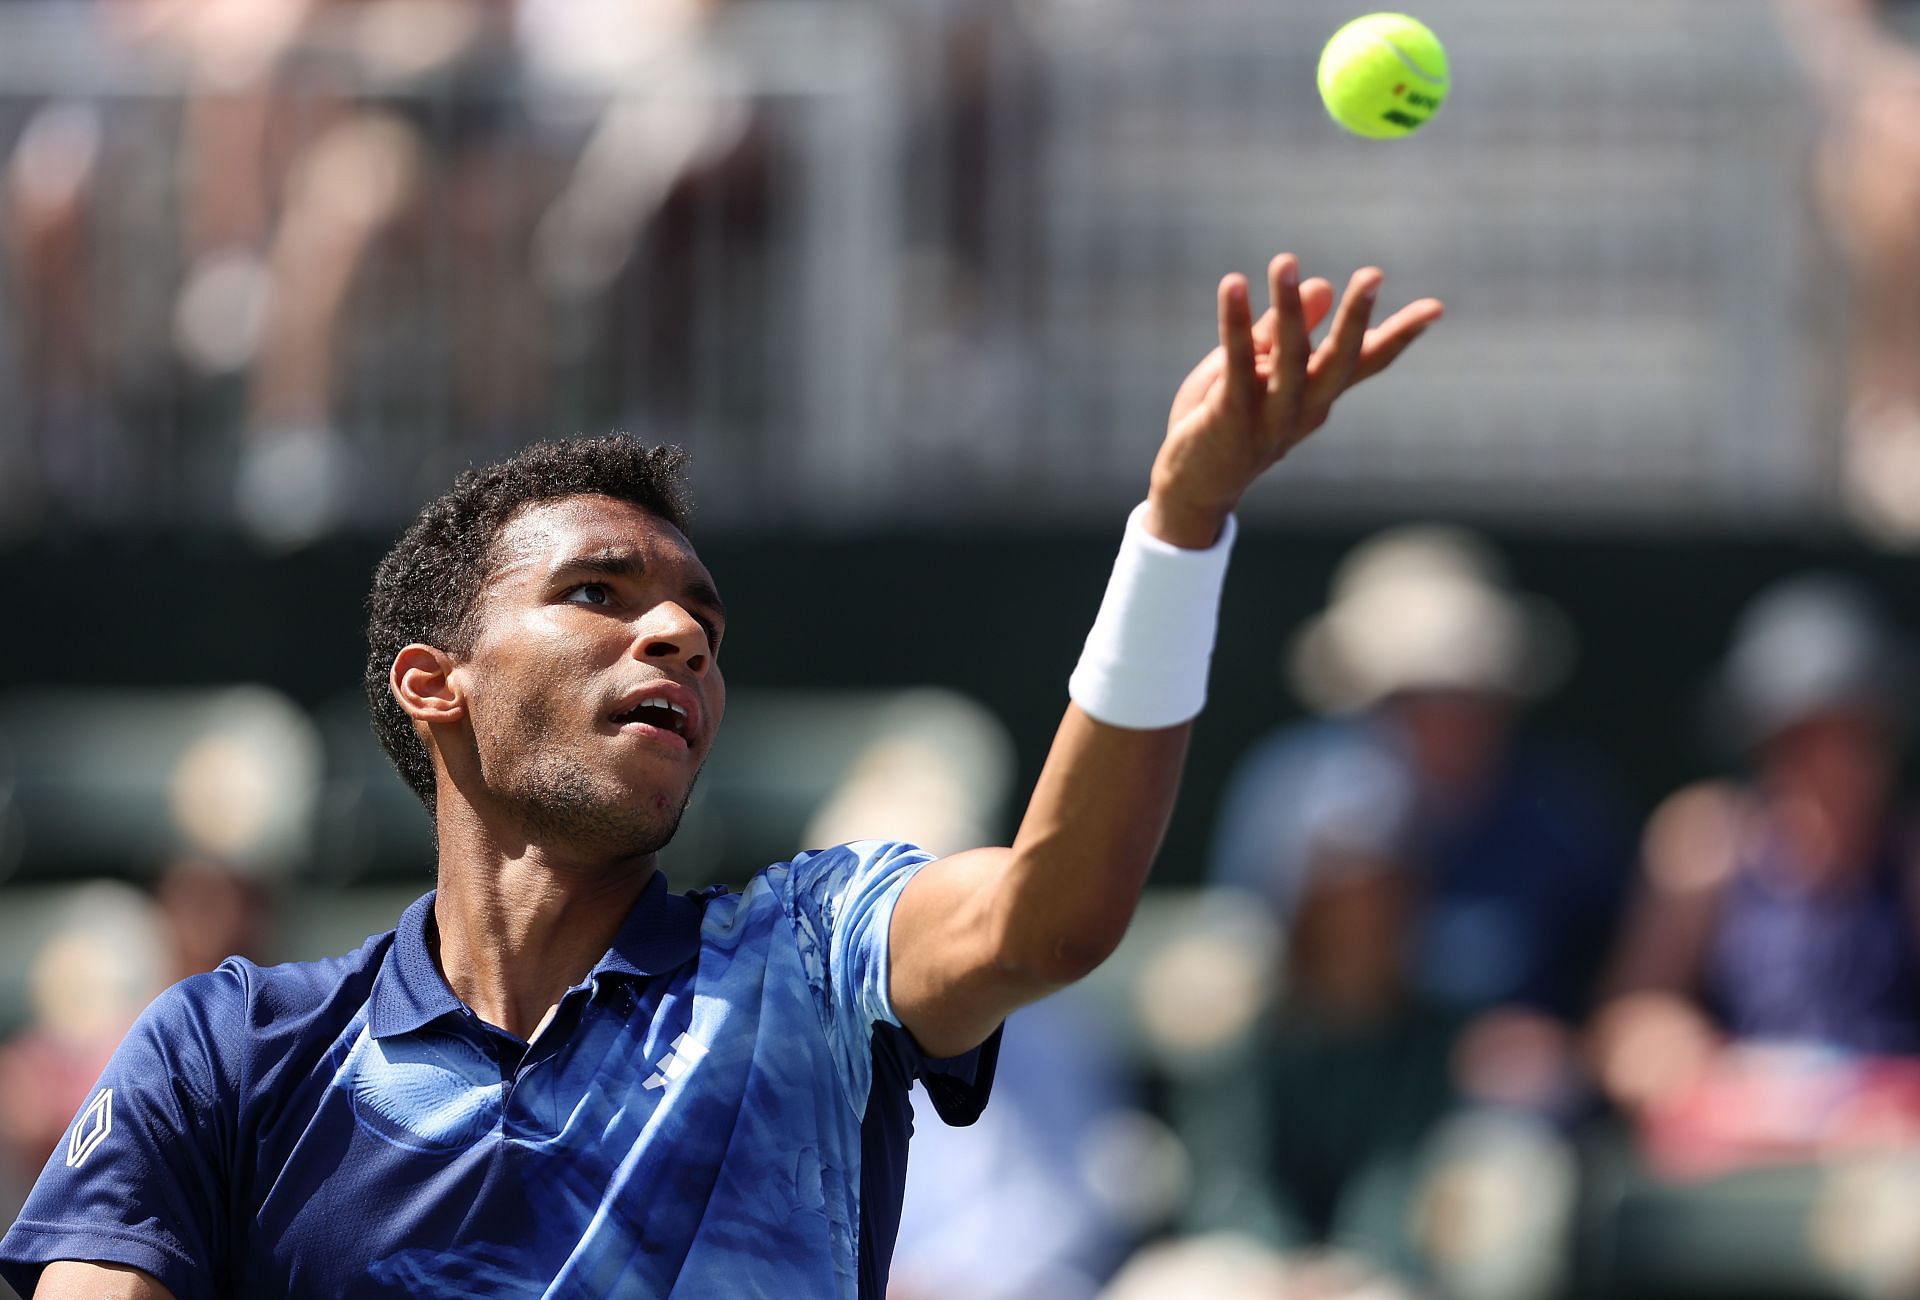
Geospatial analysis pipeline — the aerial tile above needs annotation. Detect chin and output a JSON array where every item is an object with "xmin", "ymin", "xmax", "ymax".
[{"xmin": 511, "ymin": 769, "xmax": 690, "ymax": 857}]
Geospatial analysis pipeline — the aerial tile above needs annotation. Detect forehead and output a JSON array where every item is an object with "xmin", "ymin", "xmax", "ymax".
[{"xmin": 487, "ymin": 494, "xmax": 710, "ymax": 586}]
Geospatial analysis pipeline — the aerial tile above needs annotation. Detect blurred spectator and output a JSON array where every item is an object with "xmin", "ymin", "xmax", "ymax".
[
  {"xmin": 888, "ymin": 997, "xmax": 1136, "ymax": 1300},
  {"xmin": 523, "ymin": 0, "xmax": 748, "ymax": 305},
  {"xmin": 1196, "ymin": 526, "xmax": 1629, "ymax": 1297},
  {"xmin": 1177, "ymin": 852, "xmax": 1459, "ymax": 1281},
  {"xmin": 1594, "ymin": 575, "xmax": 1920, "ymax": 1133},
  {"xmin": 1, "ymin": 0, "xmax": 117, "ymax": 532},
  {"xmin": 154, "ymin": 853, "xmax": 275, "ymax": 982},
  {"xmin": 883, "ymin": 0, "xmax": 1051, "ymax": 471},
  {"xmin": 522, "ymin": 0, "xmax": 773, "ymax": 458},
  {"xmin": 1777, "ymin": 0, "xmax": 1920, "ymax": 540},
  {"xmin": 132, "ymin": 0, "xmax": 563, "ymax": 543},
  {"xmin": 0, "ymin": 883, "xmax": 166, "ymax": 1224},
  {"xmin": 1211, "ymin": 526, "xmax": 1629, "ymax": 1075},
  {"xmin": 1590, "ymin": 575, "xmax": 1920, "ymax": 1296}
]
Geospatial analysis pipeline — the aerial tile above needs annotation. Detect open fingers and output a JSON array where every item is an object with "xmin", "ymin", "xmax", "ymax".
[
  {"xmin": 1265, "ymin": 255, "xmax": 1310, "ymax": 424},
  {"xmin": 1301, "ymin": 278, "xmax": 1335, "ymax": 335},
  {"xmin": 1251, "ymin": 279, "xmax": 1333, "ymax": 357},
  {"xmin": 1217, "ymin": 273, "xmax": 1257, "ymax": 413},
  {"xmin": 1351, "ymin": 296, "xmax": 1446, "ymax": 384},
  {"xmin": 1301, "ymin": 267, "xmax": 1381, "ymax": 426}
]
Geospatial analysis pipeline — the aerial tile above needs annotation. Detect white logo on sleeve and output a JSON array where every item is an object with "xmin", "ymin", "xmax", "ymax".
[
  {"xmin": 642, "ymin": 1033, "xmax": 708, "ymax": 1090},
  {"xmin": 66, "ymin": 1088, "xmax": 113, "ymax": 1168}
]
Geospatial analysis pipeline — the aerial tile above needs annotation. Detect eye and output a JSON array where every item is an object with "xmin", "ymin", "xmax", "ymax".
[
  {"xmin": 564, "ymin": 582, "xmax": 614, "ymax": 607},
  {"xmin": 693, "ymin": 614, "xmax": 723, "ymax": 651}
]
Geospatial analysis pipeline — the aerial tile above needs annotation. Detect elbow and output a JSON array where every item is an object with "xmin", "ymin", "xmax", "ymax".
[
  {"xmin": 996, "ymin": 922, "xmax": 1126, "ymax": 990},
  {"xmin": 976, "ymin": 841, "xmax": 1144, "ymax": 989}
]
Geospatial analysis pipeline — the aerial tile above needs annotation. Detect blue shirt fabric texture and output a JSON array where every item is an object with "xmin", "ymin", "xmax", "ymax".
[{"xmin": 0, "ymin": 840, "xmax": 997, "ymax": 1300}]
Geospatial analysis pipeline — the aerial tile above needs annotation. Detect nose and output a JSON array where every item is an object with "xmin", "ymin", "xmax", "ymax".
[{"xmin": 632, "ymin": 601, "xmax": 711, "ymax": 676}]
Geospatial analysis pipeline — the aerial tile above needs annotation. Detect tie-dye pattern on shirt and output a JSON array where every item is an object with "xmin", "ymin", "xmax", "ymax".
[{"xmin": 0, "ymin": 840, "xmax": 968, "ymax": 1300}]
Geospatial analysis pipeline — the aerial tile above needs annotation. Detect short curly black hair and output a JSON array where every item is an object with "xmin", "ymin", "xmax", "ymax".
[{"xmin": 365, "ymin": 435, "xmax": 694, "ymax": 814}]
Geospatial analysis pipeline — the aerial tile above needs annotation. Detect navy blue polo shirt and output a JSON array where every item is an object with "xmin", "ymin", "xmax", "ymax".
[{"xmin": 1, "ymin": 842, "xmax": 997, "ymax": 1299}]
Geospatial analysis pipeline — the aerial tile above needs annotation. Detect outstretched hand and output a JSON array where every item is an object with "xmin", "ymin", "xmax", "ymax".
[{"xmin": 1146, "ymin": 253, "xmax": 1444, "ymax": 547}]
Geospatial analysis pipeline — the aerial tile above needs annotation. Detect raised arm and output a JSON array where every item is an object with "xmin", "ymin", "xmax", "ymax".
[{"xmin": 889, "ymin": 253, "xmax": 1443, "ymax": 1057}]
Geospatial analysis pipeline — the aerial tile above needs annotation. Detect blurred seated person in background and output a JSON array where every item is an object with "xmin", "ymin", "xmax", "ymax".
[
  {"xmin": 154, "ymin": 855, "xmax": 275, "ymax": 984},
  {"xmin": 1776, "ymin": 0, "xmax": 1920, "ymax": 540},
  {"xmin": 1210, "ymin": 526, "xmax": 1630, "ymax": 1111},
  {"xmin": 0, "ymin": 886, "xmax": 167, "ymax": 1226},
  {"xmin": 1593, "ymin": 575, "xmax": 1920, "ymax": 1177},
  {"xmin": 137, "ymin": 0, "xmax": 552, "ymax": 545},
  {"xmin": 1197, "ymin": 527, "xmax": 1629, "ymax": 1299},
  {"xmin": 1180, "ymin": 838, "xmax": 1459, "ymax": 1286},
  {"xmin": 0, "ymin": 854, "xmax": 275, "ymax": 1224}
]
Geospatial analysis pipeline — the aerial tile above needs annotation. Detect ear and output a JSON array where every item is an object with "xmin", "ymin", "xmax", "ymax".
[{"xmin": 391, "ymin": 644, "xmax": 464, "ymax": 725}]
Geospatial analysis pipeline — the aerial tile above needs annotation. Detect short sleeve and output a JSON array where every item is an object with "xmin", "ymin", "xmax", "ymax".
[
  {"xmin": 780, "ymin": 840, "xmax": 938, "ymax": 1113},
  {"xmin": 0, "ymin": 967, "xmax": 242, "ymax": 1300}
]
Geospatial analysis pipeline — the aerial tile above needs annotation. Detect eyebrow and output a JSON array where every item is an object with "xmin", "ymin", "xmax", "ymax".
[{"xmin": 555, "ymin": 549, "xmax": 727, "ymax": 622}]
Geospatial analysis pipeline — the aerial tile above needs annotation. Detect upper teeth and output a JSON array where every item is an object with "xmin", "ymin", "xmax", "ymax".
[{"xmin": 636, "ymin": 699, "xmax": 687, "ymax": 717}]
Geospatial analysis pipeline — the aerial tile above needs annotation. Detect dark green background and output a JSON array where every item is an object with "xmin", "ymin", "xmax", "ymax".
[{"xmin": 9, "ymin": 522, "xmax": 1912, "ymax": 883}]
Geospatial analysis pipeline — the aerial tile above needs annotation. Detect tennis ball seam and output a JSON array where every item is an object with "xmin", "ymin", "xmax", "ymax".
[{"xmin": 1370, "ymin": 35, "xmax": 1445, "ymax": 86}]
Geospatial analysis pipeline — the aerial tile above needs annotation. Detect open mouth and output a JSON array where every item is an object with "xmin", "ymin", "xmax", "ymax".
[{"xmin": 611, "ymin": 697, "xmax": 692, "ymax": 743}]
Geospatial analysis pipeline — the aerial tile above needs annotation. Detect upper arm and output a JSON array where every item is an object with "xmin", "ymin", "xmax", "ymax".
[
  {"xmin": 1603, "ymin": 782, "xmax": 1741, "ymax": 999},
  {"xmin": 36, "ymin": 1261, "xmax": 178, "ymax": 1300},
  {"xmin": 887, "ymin": 846, "xmax": 1030, "ymax": 1060},
  {"xmin": 889, "ymin": 705, "xmax": 1196, "ymax": 1058}
]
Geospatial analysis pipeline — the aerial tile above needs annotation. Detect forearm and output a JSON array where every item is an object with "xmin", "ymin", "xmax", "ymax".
[
  {"xmin": 885, "ymin": 706, "xmax": 1192, "ymax": 1058},
  {"xmin": 889, "ymin": 253, "xmax": 1439, "ymax": 1056},
  {"xmin": 993, "ymin": 705, "xmax": 1191, "ymax": 982},
  {"xmin": 886, "ymin": 508, "xmax": 1226, "ymax": 1054}
]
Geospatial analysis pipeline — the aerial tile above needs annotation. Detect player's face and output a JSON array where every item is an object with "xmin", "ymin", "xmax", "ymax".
[{"xmin": 454, "ymin": 494, "xmax": 727, "ymax": 857}]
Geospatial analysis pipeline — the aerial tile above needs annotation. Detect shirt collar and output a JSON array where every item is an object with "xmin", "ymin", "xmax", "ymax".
[{"xmin": 368, "ymin": 871, "xmax": 706, "ymax": 1041}]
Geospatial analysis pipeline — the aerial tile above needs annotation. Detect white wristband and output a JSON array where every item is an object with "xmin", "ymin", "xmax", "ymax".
[{"xmin": 1068, "ymin": 501, "xmax": 1238, "ymax": 729}]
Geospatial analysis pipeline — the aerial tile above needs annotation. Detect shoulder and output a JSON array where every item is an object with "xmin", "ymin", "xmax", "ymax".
[
  {"xmin": 133, "ymin": 930, "xmax": 394, "ymax": 1094},
  {"xmin": 720, "ymin": 842, "xmax": 936, "ymax": 919},
  {"xmin": 785, "ymin": 840, "xmax": 937, "ymax": 896},
  {"xmin": 201, "ymin": 929, "xmax": 393, "ymax": 1026}
]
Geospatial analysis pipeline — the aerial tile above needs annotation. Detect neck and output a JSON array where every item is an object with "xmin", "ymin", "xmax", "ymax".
[{"xmin": 430, "ymin": 803, "xmax": 658, "ymax": 1040}]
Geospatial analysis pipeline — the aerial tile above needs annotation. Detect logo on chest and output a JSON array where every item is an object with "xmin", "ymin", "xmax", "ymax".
[{"xmin": 642, "ymin": 1032, "xmax": 710, "ymax": 1090}]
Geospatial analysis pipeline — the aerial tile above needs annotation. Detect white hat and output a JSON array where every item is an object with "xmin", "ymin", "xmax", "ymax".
[
  {"xmin": 1288, "ymin": 526, "xmax": 1573, "ymax": 714},
  {"xmin": 1711, "ymin": 574, "xmax": 1907, "ymax": 746}
]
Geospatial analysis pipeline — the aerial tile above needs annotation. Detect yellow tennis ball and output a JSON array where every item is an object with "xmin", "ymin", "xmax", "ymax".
[{"xmin": 1317, "ymin": 13, "xmax": 1449, "ymax": 140}]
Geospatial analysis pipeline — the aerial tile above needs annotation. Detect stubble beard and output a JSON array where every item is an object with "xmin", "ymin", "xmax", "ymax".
[
  {"xmin": 487, "ymin": 694, "xmax": 696, "ymax": 860},
  {"xmin": 509, "ymin": 759, "xmax": 691, "ymax": 857}
]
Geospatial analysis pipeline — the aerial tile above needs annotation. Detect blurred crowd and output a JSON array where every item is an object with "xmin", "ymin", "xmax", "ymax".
[
  {"xmin": 9, "ymin": 535, "xmax": 1920, "ymax": 1300},
  {"xmin": 7, "ymin": 0, "xmax": 1920, "ymax": 1297},
  {"xmin": 0, "ymin": 0, "xmax": 1030, "ymax": 541},
  {"xmin": 908, "ymin": 531, "xmax": 1920, "ymax": 1300},
  {"xmin": 8, "ymin": 0, "xmax": 1920, "ymax": 540}
]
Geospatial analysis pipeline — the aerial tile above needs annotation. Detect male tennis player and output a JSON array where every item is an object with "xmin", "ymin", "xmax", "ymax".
[{"xmin": 1, "ymin": 253, "xmax": 1439, "ymax": 1299}]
